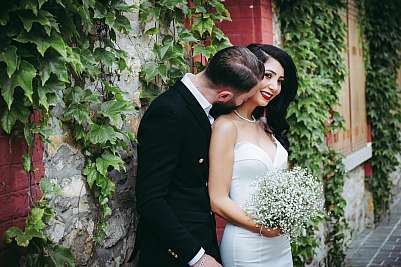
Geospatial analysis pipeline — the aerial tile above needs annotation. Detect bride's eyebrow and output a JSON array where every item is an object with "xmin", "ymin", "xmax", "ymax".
[{"xmin": 265, "ymin": 69, "xmax": 276, "ymax": 75}]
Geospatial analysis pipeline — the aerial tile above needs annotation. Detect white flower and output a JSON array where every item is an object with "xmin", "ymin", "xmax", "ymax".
[{"xmin": 245, "ymin": 166, "xmax": 324, "ymax": 239}]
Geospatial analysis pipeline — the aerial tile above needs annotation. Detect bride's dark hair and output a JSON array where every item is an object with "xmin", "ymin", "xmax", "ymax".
[{"xmin": 246, "ymin": 44, "xmax": 298, "ymax": 151}]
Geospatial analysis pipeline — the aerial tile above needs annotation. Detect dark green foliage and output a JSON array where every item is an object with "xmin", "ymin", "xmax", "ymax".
[
  {"xmin": 0, "ymin": 0, "xmax": 136, "ymax": 263},
  {"xmin": 357, "ymin": 0, "xmax": 401, "ymax": 221},
  {"xmin": 275, "ymin": 0, "xmax": 349, "ymax": 266},
  {"xmin": 139, "ymin": 0, "xmax": 231, "ymax": 102}
]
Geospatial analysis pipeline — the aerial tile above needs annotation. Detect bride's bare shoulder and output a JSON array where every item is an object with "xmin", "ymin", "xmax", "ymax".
[{"xmin": 212, "ymin": 114, "xmax": 237, "ymax": 137}]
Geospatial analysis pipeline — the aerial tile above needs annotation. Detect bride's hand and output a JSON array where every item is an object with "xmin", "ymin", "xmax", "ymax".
[{"xmin": 260, "ymin": 226, "xmax": 281, "ymax": 237}]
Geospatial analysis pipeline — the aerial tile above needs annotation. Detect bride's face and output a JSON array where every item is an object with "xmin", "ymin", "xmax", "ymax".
[{"xmin": 248, "ymin": 57, "xmax": 284, "ymax": 107}]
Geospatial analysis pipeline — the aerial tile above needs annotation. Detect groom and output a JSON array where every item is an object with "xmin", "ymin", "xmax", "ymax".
[{"xmin": 135, "ymin": 46, "xmax": 265, "ymax": 267}]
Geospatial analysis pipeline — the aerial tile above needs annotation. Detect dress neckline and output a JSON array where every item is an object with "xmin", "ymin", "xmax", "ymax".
[{"xmin": 234, "ymin": 140, "xmax": 279, "ymax": 165}]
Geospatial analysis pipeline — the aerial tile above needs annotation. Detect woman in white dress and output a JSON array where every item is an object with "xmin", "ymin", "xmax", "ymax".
[{"xmin": 208, "ymin": 44, "xmax": 298, "ymax": 267}]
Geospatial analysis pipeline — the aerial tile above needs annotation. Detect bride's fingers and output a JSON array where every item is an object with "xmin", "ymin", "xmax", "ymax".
[{"xmin": 262, "ymin": 227, "xmax": 281, "ymax": 237}]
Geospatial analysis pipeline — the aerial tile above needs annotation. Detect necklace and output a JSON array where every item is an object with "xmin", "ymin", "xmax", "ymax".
[{"xmin": 234, "ymin": 110, "xmax": 256, "ymax": 123}]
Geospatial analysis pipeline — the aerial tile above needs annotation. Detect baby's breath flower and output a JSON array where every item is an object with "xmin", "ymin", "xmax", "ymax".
[{"xmin": 245, "ymin": 166, "xmax": 324, "ymax": 239}]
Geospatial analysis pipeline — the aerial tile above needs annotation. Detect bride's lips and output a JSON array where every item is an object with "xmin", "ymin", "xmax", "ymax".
[{"xmin": 261, "ymin": 91, "xmax": 273, "ymax": 101}]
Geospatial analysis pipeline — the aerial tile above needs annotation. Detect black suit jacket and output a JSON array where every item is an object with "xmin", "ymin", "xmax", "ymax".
[{"xmin": 135, "ymin": 80, "xmax": 220, "ymax": 266}]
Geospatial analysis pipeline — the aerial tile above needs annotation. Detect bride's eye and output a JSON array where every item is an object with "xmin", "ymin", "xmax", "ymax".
[{"xmin": 265, "ymin": 73, "xmax": 272, "ymax": 79}]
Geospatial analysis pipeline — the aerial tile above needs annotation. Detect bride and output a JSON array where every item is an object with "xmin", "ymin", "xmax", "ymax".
[{"xmin": 208, "ymin": 44, "xmax": 298, "ymax": 267}]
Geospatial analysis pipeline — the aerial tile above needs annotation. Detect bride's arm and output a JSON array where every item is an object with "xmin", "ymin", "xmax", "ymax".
[{"xmin": 208, "ymin": 117, "xmax": 280, "ymax": 238}]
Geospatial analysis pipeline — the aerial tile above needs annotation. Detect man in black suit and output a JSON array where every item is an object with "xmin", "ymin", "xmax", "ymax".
[{"xmin": 135, "ymin": 46, "xmax": 265, "ymax": 267}]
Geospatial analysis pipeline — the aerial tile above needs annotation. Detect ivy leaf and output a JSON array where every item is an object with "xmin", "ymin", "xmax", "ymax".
[
  {"xmin": 39, "ymin": 177, "xmax": 62, "ymax": 196},
  {"xmin": 1, "ymin": 109, "xmax": 17, "ymax": 134},
  {"xmin": 105, "ymin": 11, "xmax": 116, "ymax": 28},
  {"xmin": 83, "ymin": 0, "xmax": 96, "ymax": 9},
  {"xmin": 102, "ymin": 205, "xmax": 112, "ymax": 217},
  {"xmin": 0, "ymin": 46, "xmax": 18, "ymax": 78},
  {"xmin": 140, "ymin": 62, "xmax": 159, "ymax": 83},
  {"xmin": 0, "ymin": 70, "xmax": 15, "ymax": 109},
  {"xmin": 0, "ymin": 9, "xmax": 10, "ymax": 26},
  {"xmin": 14, "ymin": 31, "xmax": 66, "ymax": 58},
  {"xmin": 158, "ymin": 42, "xmax": 173, "ymax": 61},
  {"xmin": 21, "ymin": 0, "xmax": 38, "ymax": 15},
  {"xmin": 99, "ymin": 100, "xmax": 134, "ymax": 124},
  {"xmin": 64, "ymin": 104, "xmax": 90, "ymax": 125},
  {"xmin": 144, "ymin": 27, "xmax": 160, "ymax": 35},
  {"xmin": 94, "ymin": 2, "xmax": 107, "ymax": 18},
  {"xmin": 14, "ymin": 32, "xmax": 51, "ymax": 56},
  {"xmin": 38, "ymin": 0, "xmax": 48, "ymax": 9},
  {"xmin": 15, "ymin": 104, "xmax": 31, "ymax": 124},
  {"xmin": 193, "ymin": 17, "xmax": 213, "ymax": 36},
  {"xmin": 38, "ymin": 84, "xmax": 50, "ymax": 111},
  {"xmin": 24, "ymin": 125, "xmax": 34, "ymax": 148},
  {"xmin": 94, "ymin": 48, "xmax": 114, "ymax": 68},
  {"xmin": 96, "ymin": 152, "xmax": 124, "ymax": 176},
  {"xmin": 23, "ymin": 153, "xmax": 32, "ymax": 172},
  {"xmin": 49, "ymin": 32, "xmax": 67, "ymax": 59},
  {"xmin": 89, "ymin": 124, "xmax": 117, "ymax": 144},
  {"xmin": 27, "ymin": 207, "xmax": 45, "ymax": 230},
  {"xmin": 12, "ymin": 60, "xmax": 36, "ymax": 103},
  {"xmin": 15, "ymin": 234, "xmax": 31, "ymax": 247},
  {"xmin": 193, "ymin": 44, "xmax": 210, "ymax": 57},
  {"xmin": 45, "ymin": 79, "xmax": 65, "ymax": 108},
  {"xmin": 82, "ymin": 163, "xmax": 97, "ymax": 188},
  {"xmin": 178, "ymin": 29, "xmax": 199, "ymax": 43},
  {"xmin": 112, "ymin": 1, "xmax": 136, "ymax": 12},
  {"xmin": 47, "ymin": 244, "xmax": 75, "ymax": 267},
  {"xmin": 114, "ymin": 14, "xmax": 132, "ymax": 34},
  {"xmin": 4, "ymin": 227, "xmax": 24, "ymax": 244},
  {"xmin": 39, "ymin": 56, "xmax": 69, "ymax": 84},
  {"xmin": 18, "ymin": 10, "xmax": 54, "ymax": 34}
]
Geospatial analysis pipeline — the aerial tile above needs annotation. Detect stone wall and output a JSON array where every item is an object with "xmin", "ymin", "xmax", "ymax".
[
  {"xmin": 342, "ymin": 165, "xmax": 374, "ymax": 238},
  {"xmin": 44, "ymin": 143, "xmax": 138, "ymax": 266},
  {"xmin": 42, "ymin": 1, "xmax": 151, "ymax": 265},
  {"xmin": 390, "ymin": 154, "xmax": 401, "ymax": 198}
]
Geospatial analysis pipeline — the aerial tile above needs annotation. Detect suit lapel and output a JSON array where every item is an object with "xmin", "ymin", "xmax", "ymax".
[{"xmin": 174, "ymin": 81, "xmax": 211, "ymax": 139}]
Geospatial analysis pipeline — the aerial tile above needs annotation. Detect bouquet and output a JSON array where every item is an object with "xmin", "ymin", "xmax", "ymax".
[{"xmin": 245, "ymin": 166, "xmax": 324, "ymax": 239}]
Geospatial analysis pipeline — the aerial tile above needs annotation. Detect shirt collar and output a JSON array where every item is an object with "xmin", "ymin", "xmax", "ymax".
[{"xmin": 181, "ymin": 73, "xmax": 212, "ymax": 113}]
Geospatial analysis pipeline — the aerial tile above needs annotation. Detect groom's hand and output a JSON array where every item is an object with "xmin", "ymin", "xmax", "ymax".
[{"xmin": 191, "ymin": 254, "xmax": 222, "ymax": 267}]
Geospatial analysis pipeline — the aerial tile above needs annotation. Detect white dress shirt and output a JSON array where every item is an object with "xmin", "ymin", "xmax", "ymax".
[
  {"xmin": 181, "ymin": 73, "xmax": 214, "ymax": 125},
  {"xmin": 181, "ymin": 73, "xmax": 210, "ymax": 265}
]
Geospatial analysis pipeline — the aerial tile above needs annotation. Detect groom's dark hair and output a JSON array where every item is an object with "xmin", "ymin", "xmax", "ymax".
[{"xmin": 205, "ymin": 46, "xmax": 265, "ymax": 92}]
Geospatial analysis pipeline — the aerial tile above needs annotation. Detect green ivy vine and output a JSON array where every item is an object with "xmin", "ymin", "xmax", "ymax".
[
  {"xmin": 138, "ymin": 0, "xmax": 231, "ymax": 102},
  {"xmin": 356, "ymin": 0, "xmax": 401, "ymax": 221},
  {"xmin": 3, "ymin": 179, "xmax": 75, "ymax": 266},
  {"xmin": 0, "ymin": 0, "xmax": 135, "ymax": 264},
  {"xmin": 275, "ymin": 1, "xmax": 349, "ymax": 266}
]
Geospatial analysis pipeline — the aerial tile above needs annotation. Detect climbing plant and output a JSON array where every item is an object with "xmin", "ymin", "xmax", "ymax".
[
  {"xmin": 356, "ymin": 0, "xmax": 401, "ymax": 221},
  {"xmin": 274, "ymin": 0, "xmax": 349, "ymax": 266},
  {"xmin": 3, "ymin": 178, "xmax": 75, "ymax": 266},
  {"xmin": 0, "ymin": 0, "xmax": 135, "ymax": 263},
  {"xmin": 138, "ymin": 0, "xmax": 231, "ymax": 102}
]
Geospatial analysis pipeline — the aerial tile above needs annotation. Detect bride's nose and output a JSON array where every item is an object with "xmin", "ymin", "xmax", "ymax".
[{"xmin": 268, "ymin": 80, "xmax": 279, "ymax": 92}]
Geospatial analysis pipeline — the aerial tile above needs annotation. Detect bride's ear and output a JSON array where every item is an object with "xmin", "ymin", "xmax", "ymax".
[{"xmin": 216, "ymin": 90, "xmax": 234, "ymax": 103}]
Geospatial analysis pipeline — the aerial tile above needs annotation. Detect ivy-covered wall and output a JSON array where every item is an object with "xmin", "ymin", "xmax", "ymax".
[
  {"xmin": 1, "ymin": 0, "xmax": 400, "ymax": 266},
  {"xmin": 0, "ymin": 0, "xmax": 151, "ymax": 265}
]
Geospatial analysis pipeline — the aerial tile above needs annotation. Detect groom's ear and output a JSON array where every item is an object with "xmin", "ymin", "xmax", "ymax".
[{"xmin": 216, "ymin": 90, "xmax": 234, "ymax": 103}]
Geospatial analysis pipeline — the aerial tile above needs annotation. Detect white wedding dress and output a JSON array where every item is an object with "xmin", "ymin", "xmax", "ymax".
[{"xmin": 220, "ymin": 137, "xmax": 293, "ymax": 267}]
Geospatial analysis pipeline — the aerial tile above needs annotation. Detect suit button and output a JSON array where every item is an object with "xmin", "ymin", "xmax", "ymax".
[
  {"xmin": 198, "ymin": 158, "xmax": 204, "ymax": 164},
  {"xmin": 205, "ymin": 181, "xmax": 208, "ymax": 187}
]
